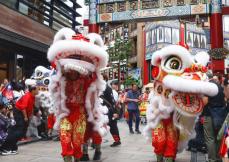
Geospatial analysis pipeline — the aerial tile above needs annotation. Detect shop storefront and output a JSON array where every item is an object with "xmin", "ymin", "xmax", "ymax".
[{"xmin": 0, "ymin": 37, "xmax": 49, "ymax": 82}]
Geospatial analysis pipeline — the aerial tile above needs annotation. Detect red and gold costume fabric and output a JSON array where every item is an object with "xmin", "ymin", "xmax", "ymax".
[
  {"xmin": 60, "ymin": 78, "xmax": 92, "ymax": 159},
  {"xmin": 83, "ymin": 122, "xmax": 102, "ymax": 145},
  {"xmin": 152, "ymin": 116, "xmax": 178, "ymax": 159}
]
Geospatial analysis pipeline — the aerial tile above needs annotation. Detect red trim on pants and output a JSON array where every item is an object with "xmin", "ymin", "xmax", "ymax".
[
  {"xmin": 152, "ymin": 117, "xmax": 178, "ymax": 158},
  {"xmin": 84, "ymin": 122, "xmax": 102, "ymax": 145},
  {"xmin": 112, "ymin": 135, "xmax": 120, "ymax": 142}
]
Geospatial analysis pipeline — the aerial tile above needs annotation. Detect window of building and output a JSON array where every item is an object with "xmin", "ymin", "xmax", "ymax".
[
  {"xmin": 177, "ymin": 0, "xmax": 185, "ymax": 5},
  {"xmin": 117, "ymin": 2, "xmax": 126, "ymax": 12},
  {"xmin": 186, "ymin": 31, "xmax": 194, "ymax": 47},
  {"xmin": 193, "ymin": 33, "xmax": 200, "ymax": 48},
  {"xmin": 3, "ymin": 0, "xmax": 81, "ymax": 31},
  {"xmin": 200, "ymin": 35, "xmax": 207, "ymax": 48},
  {"xmin": 142, "ymin": 0, "xmax": 158, "ymax": 9},
  {"xmin": 0, "ymin": 0, "xmax": 17, "ymax": 9},
  {"xmin": 129, "ymin": 1, "xmax": 138, "ymax": 10},
  {"xmin": 225, "ymin": 40, "xmax": 229, "ymax": 49},
  {"xmin": 106, "ymin": 3, "xmax": 115, "ymax": 13},
  {"xmin": 151, "ymin": 29, "xmax": 157, "ymax": 44},
  {"xmin": 190, "ymin": 0, "xmax": 198, "ymax": 4},
  {"xmin": 16, "ymin": 54, "xmax": 23, "ymax": 81},
  {"xmin": 163, "ymin": 0, "xmax": 172, "ymax": 7},
  {"xmin": 172, "ymin": 28, "xmax": 180, "ymax": 44},
  {"xmin": 146, "ymin": 31, "xmax": 152, "ymax": 46},
  {"xmin": 99, "ymin": 4, "xmax": 106, "ymax": 14},
  {"xmin": 164, "ymin": 27, "xmax": 172, "ymax": 43},
  {"xmin": 157, "ymin": 27, "xmax": 164, "ymax": 43}
]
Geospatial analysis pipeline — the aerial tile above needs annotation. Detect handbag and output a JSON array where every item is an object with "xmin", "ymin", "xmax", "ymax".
[{"xmin": 209, "ymin": 106, "xmax": 227, "ymax": 131}]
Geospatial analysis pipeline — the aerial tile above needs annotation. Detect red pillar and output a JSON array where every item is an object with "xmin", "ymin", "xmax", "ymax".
[
  {"xmin": 210, "ymin": 0, "xmax": 224, "ymax": 73},
  {"xmin": 89, "ymin": 24, "xmax": 99, "ymax": 33},
  {"xmin": 210, "ymin": 14, "xmax": 224, "ymax": 49},
  {"xmin": 143, "ymin": 31, "xmax": 149, "ymax": 85}
]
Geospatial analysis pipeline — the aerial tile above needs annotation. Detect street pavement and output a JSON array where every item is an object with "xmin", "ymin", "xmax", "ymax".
[{"xmin": 1, "ymin": 121, "xmax": 192, "ymax": 162}]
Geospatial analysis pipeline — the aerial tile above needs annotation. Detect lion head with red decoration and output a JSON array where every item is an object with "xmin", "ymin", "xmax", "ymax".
[
  {"xmin": 47, "ymin": 28, "xmax": 109, "ymax": 136},
  {"xmin": 144, "ymin": 44, "xmax": 218, "ymax": 151}
]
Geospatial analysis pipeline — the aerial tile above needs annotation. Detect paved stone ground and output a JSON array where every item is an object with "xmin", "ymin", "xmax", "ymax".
[{"xmin": 1, "ymin": 121, "xmax": 193, "ymax": 162}]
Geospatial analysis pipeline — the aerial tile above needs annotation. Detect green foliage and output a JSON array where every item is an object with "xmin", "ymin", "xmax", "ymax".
[
  {"xmin": 208, "ymin": 48, "xmax": 229, "ymax": 60},
  {"xmin": 108, "ymin": 33, "xmax": 132, "ymax": 62},
  {"xmin": 123, "ymin": 76, "xmax": 140, "ymax": 86}
]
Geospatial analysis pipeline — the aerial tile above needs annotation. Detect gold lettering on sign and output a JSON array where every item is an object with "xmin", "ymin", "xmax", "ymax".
[
  {"xmin": 191, "ymin": 4, "xmax": 206, "ymax": 14},
  {"xmin": 132, "ymin": 8, "xmax": 169, "ymax": 18}
]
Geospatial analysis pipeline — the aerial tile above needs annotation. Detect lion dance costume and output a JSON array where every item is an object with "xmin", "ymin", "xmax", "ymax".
[
  {"xmin": 47, "ymin": 28, "xmax": 109, "ymax": 162},
  {"xmin": 143, "ymin": 45, "xmax": 218, "ymax": 162}
]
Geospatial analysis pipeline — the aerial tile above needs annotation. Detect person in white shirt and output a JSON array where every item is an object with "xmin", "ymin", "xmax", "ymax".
[{"xmin": 111, "ymin": 82, "xmax": 119, "ymax": 102}]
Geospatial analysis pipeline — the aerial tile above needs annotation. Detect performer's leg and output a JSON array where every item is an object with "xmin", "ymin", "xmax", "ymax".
[
  {"xmin": 152, "ymin": 122, "xmax": 166, "ymax": 162},
  {"xmin": 92, "ymin": 132, "xmax": 102, "ymax": 160},
  {"xmin": 60, "ymin": 118, "xmax": 73, "ymax": 161},
  {"xmin": 109, "ymin": 119, "xmax": 121, "ymax": 147},
  {"xmin": 163, "ymin": 118, "xmax": 178, "ymax": 161},
  {"xmin": 72, "ymin": 115, "xmax": 87, "ymax": 161},
  {"xmin": 81, "ymin": 122, "xmax": 93, "ymax": 161}
]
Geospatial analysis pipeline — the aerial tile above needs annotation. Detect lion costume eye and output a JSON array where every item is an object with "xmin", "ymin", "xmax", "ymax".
[{"xmin": 164, "ymin": 56, "xmax": 182, "ymax": 71}]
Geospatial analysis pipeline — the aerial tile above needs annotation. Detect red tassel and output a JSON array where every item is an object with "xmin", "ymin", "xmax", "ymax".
[
  {"xmin": 219, "ymin": 136, "xmax": 227, "ymax": 157},
  {"xmin": 219, "ymin": 124, "xmax": 228, "ymax": 157}
]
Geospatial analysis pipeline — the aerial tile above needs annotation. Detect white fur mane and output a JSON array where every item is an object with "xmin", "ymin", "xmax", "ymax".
[{"xmin": 48, "ymin": 28, "xmax": 109, "ymax": 136}]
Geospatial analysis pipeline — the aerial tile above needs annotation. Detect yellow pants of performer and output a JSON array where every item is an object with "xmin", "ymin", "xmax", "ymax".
[{"xmin": 60, "ymin": 106, "xmax": 86, "ymax": 159}]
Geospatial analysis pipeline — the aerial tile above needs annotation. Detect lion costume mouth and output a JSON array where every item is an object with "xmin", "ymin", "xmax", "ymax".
[
  {"xmin": 172, "ymin": 92, "xmax": 203, "ymax": 116},
  {"xmin": 57, "ymin": 52, "xmax": 98, "ymax": 75},
  {"xmin": 162, "ymin": 74, "xmax": 218, "ymax": 116}
]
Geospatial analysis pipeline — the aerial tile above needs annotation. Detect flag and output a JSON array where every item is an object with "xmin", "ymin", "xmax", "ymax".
[{"xmin": 219, "ymin": 122, "xmax": 228, "ymax": 157}]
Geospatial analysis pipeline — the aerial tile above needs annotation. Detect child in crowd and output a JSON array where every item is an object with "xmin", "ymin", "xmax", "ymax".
[{"xmin": 26, "ymin": 108, "xmax": 42, "ymax": 139}]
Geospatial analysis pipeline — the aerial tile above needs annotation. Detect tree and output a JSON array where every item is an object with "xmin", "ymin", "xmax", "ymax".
[{"xmin": 107, "ymin": 33, "xmax": 132, "ymax": 88}]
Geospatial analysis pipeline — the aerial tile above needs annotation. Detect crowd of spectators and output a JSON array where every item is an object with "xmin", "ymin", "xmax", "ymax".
[
  {"xmin": 2, "ymin": 72, "xmax": 229, "ymax": 161},
  {"xmin": 0, "ymin": 78, "xmax": 55, "ymax": 156},
  {"xmin": 186, "ymin": 73, "xmax": 229, "ymax": 162}
]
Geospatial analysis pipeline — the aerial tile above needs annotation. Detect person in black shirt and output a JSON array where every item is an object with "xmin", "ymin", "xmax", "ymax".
[
  {"xmin": 203, "ymin": 75, "xmax": 227, "ymax": 162},
  {"xmin": 101, "ymin": 75, "xmax": 121, "ymax": 147}
]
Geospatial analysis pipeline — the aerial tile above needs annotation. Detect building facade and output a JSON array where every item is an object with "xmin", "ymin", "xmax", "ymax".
[
  {"xmin": 88, "ymin": 0, "xmax": 229, "ymax": 85},
  {"xmin": 0, "ymin": 0, "xmax": 81, "ymax": 82}
]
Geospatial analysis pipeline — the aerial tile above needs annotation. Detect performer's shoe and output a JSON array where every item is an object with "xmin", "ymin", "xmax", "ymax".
[
  {"xmin": 110, "ymin": 141, "xmax": 121, "ymax": 147},
  {"xmin": 63, "ymin": 156, "xmax": 72, "ymax": 162},
  {"xmin": 93, "ymin": 151, "xmax": 101, "ymax": 160},
  {"xmin": 80, "ymin": 154, "xmax": 90, "ymax": 161},
  {"xmin": 135, "ymin": 130, "xmax": 141, "ymax": 134},
  {"xmin": 156, "ymin": 154, "xmax": 163, "ymax": 162},
  {"xmin": 129, "ymin": 130, "xmax": 134, "ymax": 134},
  {"xmin": 164, "ymin": 157, "xmax": 174, "ymax": 162}
]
